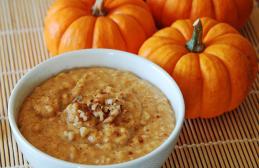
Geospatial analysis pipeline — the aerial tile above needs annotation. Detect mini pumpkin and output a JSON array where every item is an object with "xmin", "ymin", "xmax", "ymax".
[
  {"xmin": 146, "ymin": 0, "xmax": 253, "ymax": 29},
  {"xmin": 139, "ymin": 17, "xmax": 257, "ymax": 118},
  {"xmin": 44, "ymin": 0, "xmax": 156, "ymax": 55}
]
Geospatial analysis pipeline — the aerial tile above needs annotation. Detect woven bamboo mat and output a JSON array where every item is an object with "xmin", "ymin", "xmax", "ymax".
[{"xmin": 0, "ymin": 0, "xmax": 258, "ymax": 168}]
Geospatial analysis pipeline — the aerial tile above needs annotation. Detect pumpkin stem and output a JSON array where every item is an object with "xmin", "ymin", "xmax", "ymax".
[
  {"xmin": 92, "ymin": 0, "xmax": 106, "ymax": 16},
  {"xmin": 186, "ymin": 18, "xmax": 205, "ymax": 53}
]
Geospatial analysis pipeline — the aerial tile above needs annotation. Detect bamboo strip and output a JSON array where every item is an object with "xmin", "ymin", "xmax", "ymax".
[
  {"xmin": 201, "ymin": 119, "xmax": 221, "ymax": 167},
  {"xmin": 240, "ymin": 102, "xmax": 258, "ymax": 137},
  {"xmin": 213, "ymin": 118, "xmax": 231, "ymax": 166},
  {"xmin": 177, "ymin": 132, "xmax": 193, "ymax": 167},
  {"xmin": 1, "ymin": 119, "xmax": 11, "ymax": 166},
  {"xmin": 186, "ymin": 120, "xmax": 205, "ymax": 167},
  {"xmin": 31, "ymin": 0, "xmax": 50, "ymax": 62},
  {"xmin": 0, "ymin": 120, "xmax": 6, "ymax": 166},
  {"xmin": 195, "ymin": 121, "xmax": 213, "ymax": 167},
  {"xmin": 180, "ymin": 148, "xmax": 190, "ymax": 167}
]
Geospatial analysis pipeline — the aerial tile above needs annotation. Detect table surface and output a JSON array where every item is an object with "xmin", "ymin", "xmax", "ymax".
[{"xmin": 0, "ymin": 0, "xmax": 258, "ymax": 168}]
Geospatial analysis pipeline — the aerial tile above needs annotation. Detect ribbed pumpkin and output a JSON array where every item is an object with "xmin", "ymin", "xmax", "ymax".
[
  {"xmin": 44, "ymin": 0, "xmax": 156, "ymax": 55},
  {"xmin": 139, "ymin": 18, "xmax": 257, "ymax": 118},
  {"xmin": 146, "ymin": 0, "xmax": 253, "ymax": 29}
]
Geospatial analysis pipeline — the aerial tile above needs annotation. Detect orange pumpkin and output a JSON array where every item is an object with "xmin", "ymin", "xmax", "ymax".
[
  {"xmin": 44, "ymin": 0, "xmax": 156, "ymax": 55},
  {"xmin": 146, "ymin": 0, "xmax": 253, "ymax": 29},
  {"xmin": 139, "ymin": 18, "xmax": 257, "ymax": 118}
]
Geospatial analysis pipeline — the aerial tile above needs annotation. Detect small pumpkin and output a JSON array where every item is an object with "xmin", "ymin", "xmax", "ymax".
[
  {"xmin": 146, "ymin": 0, "xmax": 253, "ymax": 29},
  {"xmin": 139, "ymin": 17, "xmax": 257, "ymax": 118},
  {"xmin": 44, "ymin": 0, "xmax": 156, "ymax": 55}
]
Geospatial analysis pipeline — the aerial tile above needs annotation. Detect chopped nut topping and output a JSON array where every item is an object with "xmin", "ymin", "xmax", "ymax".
[
  {"xmin": 64, "ymin": 131, "xmax": 75, "ymax": 141},
  {"xmin": 103, "ymin": 106, "xmax": 121, "ymax": 123},
  {"xmin": 79, "ymin": 127, "xmax": 90, "ymax": 138},
  {"xmin": 93, "ymin": 111, "xmax": 104, "ymax": 121},
  {"xmin": 65, "ymin": 103, "xmax": 78, "ymax": 123},
  {"xmin": 63, "ymin": 86, "xmax": 126, "ymax": 141},
  {"xmin": 88, "ymin": 135, "xmax": 96, "ymax": 143},
  {"xmin": 90, "ymin": 103, "xmax": 98, "ymax": 111},
  {"xmin": 105, "ymin": 98, "xmax": 113, "ymax": 105},
  {"xmin": 78, "ymin": 110, "xmax": 88, "ymax": 121},
  {"xmin": 65, "ymin": 86, "xmax": 125, "ymax": 126},
  {"xmin": 72, "ymin": 95, "xmax": 83, "ymax": 103}
]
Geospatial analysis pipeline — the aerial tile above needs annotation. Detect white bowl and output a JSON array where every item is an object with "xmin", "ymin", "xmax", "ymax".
[{"xmin": 8, "ymin": 49, "xmax": 185, "ymax": 168}]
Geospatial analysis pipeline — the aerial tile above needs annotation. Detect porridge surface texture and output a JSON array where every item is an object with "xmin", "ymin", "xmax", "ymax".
[{"xmin": 18, "ymin": 67, "xmax": 175, "ymax": 165}]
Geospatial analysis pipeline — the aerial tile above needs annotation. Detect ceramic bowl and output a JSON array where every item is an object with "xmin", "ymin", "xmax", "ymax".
[{"xmin": 8, "ymin": 49, "xmax": 185, "ymax": 168}]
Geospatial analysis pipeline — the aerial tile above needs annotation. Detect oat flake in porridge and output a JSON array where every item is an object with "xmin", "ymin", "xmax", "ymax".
[{"xmin": 18, "ymin": 67, "xmax": 175, "ymax": 165}]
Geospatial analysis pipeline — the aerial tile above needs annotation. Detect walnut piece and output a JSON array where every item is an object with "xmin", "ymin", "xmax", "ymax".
[
  {"xmin": 63, "ymin": 86, "xmax": 126, "ymax": 140},
  {"xmin": 64, "ymin": 131, "xmax": 75, "ymax": 141},
  {"xmin": 66, "ymin": 86, "xmax": 125, "ymax": 124}
]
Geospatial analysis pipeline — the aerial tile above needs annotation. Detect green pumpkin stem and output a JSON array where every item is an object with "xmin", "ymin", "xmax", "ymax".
[
  {"xmin": 92, "ymin": 0, "xmax": 106, "ymax": 16},
  {"xmin": 186, "ymin": 18, "xmax": 205, "ymax": 53}
]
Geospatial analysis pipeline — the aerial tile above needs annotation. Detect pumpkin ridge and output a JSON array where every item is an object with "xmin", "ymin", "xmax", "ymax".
[
  {"xmin": 107, "ymin": 17, "xmax": 128, "ymax": 51},
  {"xmin": 92, "ymin": 17, "xmax": 127, "ymax": 50},
  {"xmin": 153, "ymin": 35, "xmax": 185, "ymax": 45},
  {"xmin": 109, "ymin": 4, "xmax": 156, "ymax": 36},
  {"xmin": 206, "ymin": 33, "xmax": 257, "ymax": 85},
  {"xmin": 231, "ymin": 0, "xmax": 240, "ymax": 28},
  {"xmin": 173, "ymin": 53, "xmax": 203, "ymax": 118},
  {"xmin": 58, "ymin": 16, "xmax": 96, "ymax": 53},
  {"xmin": 213, "ymin": 0, "xmax": 239, "ymax": 28},
  {"xmin": 204, "ymin": 32, "xmax": 239, "ymax": 45},
  {"xmin": 189, "ymin": 0, "xmax": 193, "ymax": 19},
  {"xmin": 206, "ymin": 34, "xmax": 255, "ymax": 55},
  {"xmin": 160, "ymin": 0, "xmax": 168, "ymax": 24},
  {"xmin": 57, "ymin": 15, "xmax": 89, "ymax": 53},
  {"xmin": 171, "ymin": 20, "xmax": 193, "ymax": 40},
  {"xmin": 149, "ymin": 44, "xmax": 187, "ymax": 69},
  {"xmin": 205, "ymin": 34, "xmax": 253, "ymax": 54},
  {"xmin": 48, "ymin": 7, "xmax": 90, "ymax": 18},
  {"xmin": 203, "ymin": 23, "xmax": 238, "ymax": 43},
  {"xmin": 209, "ymin": 0, "xmax": 216, "ymax": 18},
  {"xmin": 146, "ymin": 0, "xmax": 166, "ymax": 27},
  {"xmin": 170, "ymin": 22, "xmax": 192, "ymax": 42},
  {"xmin": 110, "ymin": 13, "xmax": 147, "ymax": 38},
  {"xmin": 195, "ymin": 53, "xmax": 203, "ymax": 118},
  {"xmin": 105, "ymin": 0, "xmax": 149, "ymax": 11},
  {"xmin": 142, "ymin": 42, "xmax": 173, "ymax": 58},
  {"xmin": 90, "ymin": 16, "xmax": 97, "ymax": 48},
  {"xmin": 164, "ymin": 47, "xmax": 188, "ymax": 73},
  {"xmin": 200, "ymin": 18, "xmax": 218, "ymax": 37},
  {"xmin": 86, "ymin": 16, "xmax": 97, "ymax": 48},
  {"xmin": 204, "ymin": 44, "xmax": 250, "ymax": 110},
  {"xmin": 141, "ymin": 39, "xmax": 183, "ymax": 59},
  {"xmin": 160, "ymin": 0, "xmax": 169, "ymax": 27},
  {"xmin": 198, "ymin": 53, "xmax": 204, "ymax": 117},
  {"xmin": 45, "ymin": 8, "xmax": 88, "ymax": 54},
  {"xmin": 110, "ymin": 13, "xmax": 147, "ymax": 37},
  {"xmin": 157, "ymin": 27, "xmax": 186, "ymax": 43},
  {"xmin": 188, "ymin": 0, "xmax": 197, "ymax": 19},
  {"xmin": 234, "ymin": 0, "xmax": 253, "ymax": 27},
  {"xmin": 108, "ymin": 14, "xmax": 147, "ymax": 53},
  {"xmin": 46, "ymin": 0, "xmax": 91, "ymax": 17},
  {"xmin": 204, "ymin": 52, "xmax": 233, "ymax": 112},
  {"xmin": 199, "ymin": 53, "xmax": 232, "ymax": 116}
]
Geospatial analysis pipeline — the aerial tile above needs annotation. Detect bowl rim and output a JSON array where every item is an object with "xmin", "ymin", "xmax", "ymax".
[{"xmin": 8, "ymin": 49, "xmax": 185, "ymax": 167}]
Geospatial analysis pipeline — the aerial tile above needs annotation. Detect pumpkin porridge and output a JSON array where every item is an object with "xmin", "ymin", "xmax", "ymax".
[{"xmin": 18, "ymin": 67, "xmax": 175, "ymax": 165}]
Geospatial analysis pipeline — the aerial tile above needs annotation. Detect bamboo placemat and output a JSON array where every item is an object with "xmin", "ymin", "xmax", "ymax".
[{"xmin": 0, "ymin": 0, "xmax": 258, "ymax": 167}]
